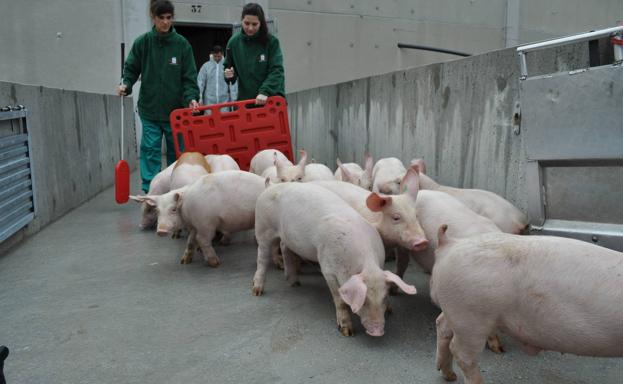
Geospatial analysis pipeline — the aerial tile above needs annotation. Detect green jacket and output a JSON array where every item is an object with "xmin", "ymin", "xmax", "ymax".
[
  {"xmin": 122, "ymin": 26, "xmax": 199, "ymax": 121},
  {"xmin": 223, "ymin": 32, "xmax": 285, "ymax": 101}
]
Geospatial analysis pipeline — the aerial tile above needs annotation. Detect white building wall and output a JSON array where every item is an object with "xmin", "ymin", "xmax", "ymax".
[{"xmin": 0, "ymin": 0, "xmax": 620, "ymax": 96}]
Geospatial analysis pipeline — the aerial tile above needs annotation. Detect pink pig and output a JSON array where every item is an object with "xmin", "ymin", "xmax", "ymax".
[
  {"xmin": 334, "ymin": 155, "xmax": 374, "ymax": 190},
  {"xmin": 431, "ymin": 227, "xmax": 623, "ymax": 383},
  {"xmin": 131, "ymin": 171, "xmax": 265, "ymax": 267},
  {"xmin": 410, "ymin": 159, "xmax": 528, "ymax": 234},
  {"xmin": 252, "ymin": 182, "xmax": 416, "ymax": 337}
]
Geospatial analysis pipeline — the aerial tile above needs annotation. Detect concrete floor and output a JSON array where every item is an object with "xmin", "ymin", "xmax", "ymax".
[{"xmin": 1, "ymin": 181, "xmax": 623, "ymax": 384}]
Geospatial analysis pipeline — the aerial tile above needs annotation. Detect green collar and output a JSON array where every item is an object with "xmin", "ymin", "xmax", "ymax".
[
  {"xmin": 151, "ymin": 25, "xmax": 176, "ymax": 42},
  {"xmin": 242, "ymin": 31, "xmax": 260, "ymax": 43}
]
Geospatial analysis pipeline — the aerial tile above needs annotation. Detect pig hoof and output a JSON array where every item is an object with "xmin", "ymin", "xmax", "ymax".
[
  {"xmin": 252, "ymin": 286, "xmax": 264, "ymax": 296},
  {"xmin": 206, "ymin": 258, "xmax": 221, "ymax": 268},
  {"xmin": 441, "ymin": 371, "xmax": 457, "ymax": 381},
  {"xmin": 487, "ymin": 343, "xmax": 505, "ymax": 354},
  {"xmin": 180, "ymin": 257, "xmax": 193, "ymax": 265},
  {"xmin": 338, "ymin": 325, "xmax": 354, "ymax": 337}
]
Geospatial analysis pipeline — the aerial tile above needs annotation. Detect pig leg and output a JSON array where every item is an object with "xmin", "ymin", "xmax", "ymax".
[
  {"xmin": 486, "ymin": 333, "xmax": 505, "ymax": 354},
  {"xmin": 448, "ymin": 322, "xmax": 488, "ymax": 384},
  {"xmin": 324, "ymin": 274, "xmax": 354, "ymax": 337},
  {"xmin": 219, "ymin": 231, "xmax": 232, "ymax": 245},
  {"xmin": 272, "ymin": 246, "xmax": 285, "ymax": 270},
  {"xmin": 281, "ymin": 243, "xmax": 301, "ymax": 287},
  {"xmin": 180, "ymin": 228, "xmax": 197, "ymax": 264},
  {"xmin": 389, "ymin": 248, "xmax": 411, "ymax": 295},
  {"xmin": 252, "ymin": 239, "xmax": 277, "ymax": 296},
  {"xmin": 195, "ymin": 229, "xmax": 220, "ymax": 267},
  {"xmin": 435, "ymin": 313, "xmax": 457, "ymax": 381}
]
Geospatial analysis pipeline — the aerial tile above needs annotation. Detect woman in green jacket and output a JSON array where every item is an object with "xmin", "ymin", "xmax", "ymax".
[
  {"xmin": 223, "ymin": 3, "xmax": 285, "ymax": 105},
  {"xmin": 117, "ymin": 0, "xmax": 199, "ymax": 193}
]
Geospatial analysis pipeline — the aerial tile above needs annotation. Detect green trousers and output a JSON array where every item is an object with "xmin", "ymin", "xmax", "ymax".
[{"xmin": 139, "ymin": 117, "xmax": 177, "ymax": 193}]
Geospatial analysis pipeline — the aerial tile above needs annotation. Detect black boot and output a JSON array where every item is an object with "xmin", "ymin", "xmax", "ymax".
[{"xmin": 0, "ymin": 345, "xmax": 8, "ymax": 384}]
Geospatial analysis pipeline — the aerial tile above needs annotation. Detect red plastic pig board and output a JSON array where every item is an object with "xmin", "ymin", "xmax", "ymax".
[{"xmin": 170, "ymin": 96, "xmax": 293, "ymax": 171}]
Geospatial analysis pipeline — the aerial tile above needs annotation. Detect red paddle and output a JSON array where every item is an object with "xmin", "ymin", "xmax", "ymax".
[{"xmin": 115, "ymin": 93, "xmax": 130, "ymax": 204}]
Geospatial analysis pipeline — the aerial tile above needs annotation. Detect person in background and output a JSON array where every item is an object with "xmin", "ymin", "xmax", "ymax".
[
  {"xmin": 117, "ymin": 0, "xmax": 199, "ymax": 193},
  {"xmin": 197, "ymin": 45, "xmax": 238, "ymax": 106},
  {"xmin": 223, "ymin": 2, "xmax": 284, "ymax": 105}
]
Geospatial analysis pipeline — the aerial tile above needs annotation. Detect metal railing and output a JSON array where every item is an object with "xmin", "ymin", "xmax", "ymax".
[{"xmin": 517, "ymin": 25, "xmax": 623, "ymax": 79}]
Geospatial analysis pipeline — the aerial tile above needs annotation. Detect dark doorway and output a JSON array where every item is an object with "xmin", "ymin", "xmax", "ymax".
[{"xmin": 175, "ymin": 24, "xmax": 233, "ymax": 71}]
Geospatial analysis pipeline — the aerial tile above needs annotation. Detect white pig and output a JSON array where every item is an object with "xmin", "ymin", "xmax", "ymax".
[
  {"xmin": 334, "ymin": 155, "xmax": 374, "ymax": 190},
  {"xmin": 205, "ymin": 154, "xmax": 240, "ymax": 172},
  {"xmin": 431, "ymin": 227, "xmax": 623, "ymax": 384},
  {"xmin": 139, "ymin": 163, "xmax": 175, "ymax": 230},
  {"xmin": 259, "ymin": 149, "xmax": 309, "ymax": 183},
  {"xmin": 252, "ymin": 182, "xmax": 417, "ymax": 337},
  {"xmin": 138, "ymin": 154, "xmax": 238, "ymax": 230},
  {"xmin": 169, "ymin": 152, "xmax": 212, "ymax": 190},
  {"xmin": 139, "ymin": 152, "xmax": 209, "ymax": 230},
  {"xmin": 410, "ymin": 159, "xmax": 528, "ymax": 234},
  {"xmin": 311, "ymin": 172, "xmax": 428, "ymax": 252},
  {"xmin": 303, "ymin": 163, "xmax": 335, "ymax": 182},
  {"xmin": 130, "ymin": 171, "xmax": 265, "ymax": 267},
  {"xmin": 249, "ymin": 149, "xmax": 292, "ymax": 176},
  {"xmin": 371, "ymin": 157, "xmax": 406, "ymax": 195}
]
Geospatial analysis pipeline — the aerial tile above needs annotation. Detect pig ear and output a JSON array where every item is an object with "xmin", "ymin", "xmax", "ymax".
[
  {"xmin": 384, "ymin": 271, "xmax": 417, "ymax": 295},
  {"xmin": 297, "ymin": 149, "xmax": 308, "ymax": 168},
  {"xmin": 339, "ymin": 274, "xmax": 367, "ymax": 313},
  {"xmin": 366, "ymin": 193, "xmax": 392, "ymax": 212},
  {"xmin": 410, "ymin": 158, "xmax": 427, "ymax": 174},
  {"xmin": 399, "ymin": 167, "xmax": 420, "ymax": 200},
  {"xmin": 336, "ymin": 158, "xmax": 353, "ymax": 181},
  {"xmin": 274, "ymin": 153, "xmax": 286, "ymax": 175},
  {"xmin": 173, "ymin": 192, "xmax": 183, "ymax": 203},
  {"xmin": 437, "ymin": 224, "xmax": 450, "ymax": 246},
  {"xmin": 130, "ymin": 195, "xmax": 158, "ymax": 207},
  {"xmin": 129, "ymin": 195, "xmax": 145, "ymax": 203},
  {"xmin": 363, "ymin": 154, "xmax": 374, "ymax": 175}
]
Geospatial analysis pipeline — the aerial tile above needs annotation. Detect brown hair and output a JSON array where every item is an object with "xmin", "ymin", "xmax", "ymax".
[{"xmin": 150, "ymin": 0, "xmax": 174, "ymax": 17}]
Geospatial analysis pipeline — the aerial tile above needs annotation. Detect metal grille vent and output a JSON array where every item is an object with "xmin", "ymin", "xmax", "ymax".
[{"xmin": 0, "ymin": 107, "xmax": 36, "ymax": 243}]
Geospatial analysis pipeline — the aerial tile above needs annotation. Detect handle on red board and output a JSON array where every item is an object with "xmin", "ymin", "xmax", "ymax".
[{"xmin": 188, "ymin": 96, "xmax": 285, "ymax": 114}]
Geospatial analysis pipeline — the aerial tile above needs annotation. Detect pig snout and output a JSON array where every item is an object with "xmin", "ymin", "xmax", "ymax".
[
  {"xmin": 411, "ymin": 238, "xmax": 429, "ymax": 251},
  {"xmin": 156, "ymin": 228, "xmax": 169, "ymax": 237},
  {"xmin": 363, "ymin": 321, "xmax": 385, "ymax": 337}
]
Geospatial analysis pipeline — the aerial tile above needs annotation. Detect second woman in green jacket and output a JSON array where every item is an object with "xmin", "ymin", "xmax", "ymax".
[{"xmin": 223, "ymin": 3, "xmax": 285, "ymax": 105}]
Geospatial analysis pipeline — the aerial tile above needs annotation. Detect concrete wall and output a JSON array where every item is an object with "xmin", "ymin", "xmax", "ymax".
[
  {"xmin": 1, "ymin": 0, "xmax": 619, "ymax": 96},
  {"xmin": 286, "ymin": 43, "xmax": 589, "ymax": 214},
  {"xmin": 0, "ymin": 82, "xmax": 136, "ymax": 254}
]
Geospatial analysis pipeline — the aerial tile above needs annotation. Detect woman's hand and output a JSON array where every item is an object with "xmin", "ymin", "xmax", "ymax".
[
  {"xmin": 255, "ymin": 94, "xmax": 268, "ymax": 105},
  {"xmin": 117, "ymin": 84, "xmax": 127, "ymax": 96},
  {"xmin": 224, "ymin": 67, "xmax": 235, "ymax": 79}
]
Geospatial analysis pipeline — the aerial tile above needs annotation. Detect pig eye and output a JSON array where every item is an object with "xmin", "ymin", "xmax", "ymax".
[
  {"xmin": 171, "ymin": 207, "xmax": 177, "ymax": 213},
  {"xmin": 392, "ymin": 213, "xmax": 401, "ymax": 222},
  {"xmin": 280, "ymin": 178, "xmax": 286, "ymax": 182},
  {"xmin": 296, "ymin": 176, "xmax": 303, "ymax": 182}
]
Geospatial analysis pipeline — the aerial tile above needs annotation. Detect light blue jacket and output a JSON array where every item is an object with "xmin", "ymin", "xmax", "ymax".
[{"xmin": 197, "ymin": 55, "xmax": 238, "ymax": 105}]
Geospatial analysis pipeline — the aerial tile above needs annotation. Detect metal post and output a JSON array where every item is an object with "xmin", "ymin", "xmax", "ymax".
[{"xmin": 518, "ymin": 51, "xmax": 528, "ymax": 80}]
